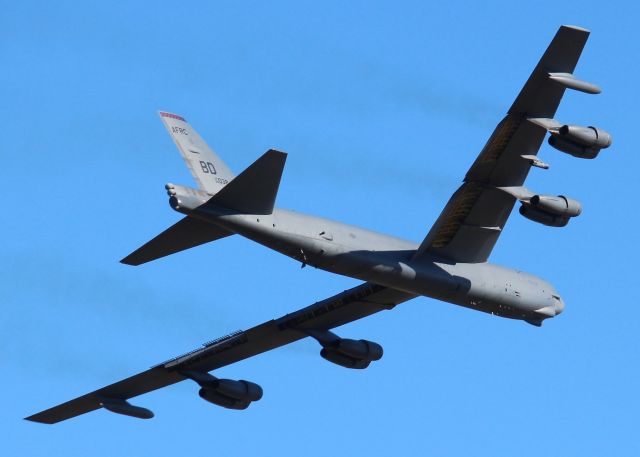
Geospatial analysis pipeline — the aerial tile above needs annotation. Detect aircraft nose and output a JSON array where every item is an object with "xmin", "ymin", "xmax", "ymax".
[{"xmin": 552, "ymin": 295, "xmax": 564, "ymax": 315}]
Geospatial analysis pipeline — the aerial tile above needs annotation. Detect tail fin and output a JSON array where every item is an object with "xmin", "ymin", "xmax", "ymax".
[
  {"xmin": 120, "ymin": 216, "xmax": 232, "ymax": 266},
  {"xmin": 159, "ymin": 112, "xmax": 234, "ymax": 194},
  {"xmin": 121, "ymin": 123, "xmax": 287, "ymax": 266}
]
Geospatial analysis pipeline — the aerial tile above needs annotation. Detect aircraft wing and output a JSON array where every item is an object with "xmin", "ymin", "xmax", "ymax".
[
  {"xmin": 26, "ymin": 283, "xmax": 415, "ymax": 424},
  {"xmin": 415, "ymin": 25, "xmax": 593, "ymax": 263}
]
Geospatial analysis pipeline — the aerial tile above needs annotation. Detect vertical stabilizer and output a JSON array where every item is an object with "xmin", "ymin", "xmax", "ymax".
[{"xmin": 159, "ymin": 112, "xmax": 235, "ymax": 194}]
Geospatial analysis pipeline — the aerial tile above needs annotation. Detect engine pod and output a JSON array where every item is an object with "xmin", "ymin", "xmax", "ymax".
[
  {"xmin": 199, "ymin": 388, "xmax": 251, "ymax": 410},
  {"xmin": 548, "ymin": 124, "xmax": 612, "ymax": 159},
  {"xmin": 336, "ymin": 339, "xmax": 383, "ymax": 361},
  {"xmin": 215, "ymin": 379, "xmax": 263, "ymax": 402},
  {"xmin": 519, "ymin": 205, "xmax": 570, "ymax": 227},
  {"xmin": 558, "ymin": 125, "xmax": 612, "ymax": 148},
  {"xmin": 320, "ymin": 348, "xmax": 373, "ymax": 369},
  {"xmin": 530, "ymin": 195, "xmax": 582, "ymax": 217}
]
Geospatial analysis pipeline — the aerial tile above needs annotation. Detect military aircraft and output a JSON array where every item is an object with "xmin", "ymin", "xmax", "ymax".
[{"xmin": 27, "ymin": 25, "xmax": 612, "ymax": 424}]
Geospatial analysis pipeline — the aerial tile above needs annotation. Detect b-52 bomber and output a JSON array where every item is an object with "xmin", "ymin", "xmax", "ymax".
[{"xmin": 27, "ymin": 25, "xmax": 612, "ymax": 423}]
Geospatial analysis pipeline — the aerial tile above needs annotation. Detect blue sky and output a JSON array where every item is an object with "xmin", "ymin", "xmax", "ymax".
[{"xmin": 2, "ymin": 1, "xmax": 639, "ymax": 455}]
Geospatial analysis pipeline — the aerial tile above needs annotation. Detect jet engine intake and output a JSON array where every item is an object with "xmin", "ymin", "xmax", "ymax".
[{"xmin": 548, "ymin": 125, "xmax": 612, "ymax": 159}]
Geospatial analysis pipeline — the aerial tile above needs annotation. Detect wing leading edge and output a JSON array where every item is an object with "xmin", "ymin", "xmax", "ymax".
[
  {"xmin": 26, "ymin": 284, "xmax": 415, "ymax": 424},
  {"xmin": 415, "ymin": 25, "xmax": 592, "ymax": 263}
]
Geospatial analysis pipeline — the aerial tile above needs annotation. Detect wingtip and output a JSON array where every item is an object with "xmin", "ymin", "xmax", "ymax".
[
  {"xmin": 24, "ymin": 415, "xmax": 52, "ymax": 424},
  {"xmin": 120, "ymin": 258, "xmax": 138, "ymax": 266},
  {"xmin": 561, "ymin": 24, "xmax": 590, "ymax": 34}
]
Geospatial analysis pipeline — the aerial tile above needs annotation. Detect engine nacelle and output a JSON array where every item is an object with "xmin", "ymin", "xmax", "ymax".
[
  {"xmin": 213, "ymin": 379, "xmax": 263, "ymax": 401},
  {"xmin": 520, "ymin": 205, "xmax": 569, "ymax": 227},
  {"xmin": 530, "ymin": 195, "xmax": 582, "ymax": 217},
  {"xmin": 520, "ymin": 194, "xmax": 582, "ymax": 227},
  {"xmin": 548, "ymin": 125, "xmax": 612, "ymax": 159},
  {"xmin": 320, "ymin": 339, "xmax": 383, "ymax": 369},
  {"xmin": 193, "ymin": 375, "xmax": 263, "ymax": 410},
  {"xmin": 199, "ymin": 387, "xmax": 252, "ymax": 410}
]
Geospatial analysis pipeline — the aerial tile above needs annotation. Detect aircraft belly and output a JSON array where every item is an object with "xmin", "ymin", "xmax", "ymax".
[
  {"xmin": 193, "ymin": 209, "xmax": 558, "ymax": 322},
  {"xmin": 431, "ymin": 262, "xmax": 559, "ymax": 319},
  {"xmin": 323, "ymin": 257, "xmax": 558, "ymax": 321}
]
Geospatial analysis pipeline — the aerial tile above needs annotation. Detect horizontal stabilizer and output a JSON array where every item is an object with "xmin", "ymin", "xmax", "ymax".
[
  {"xmin": 205, "ymin": 149, "xmax": 287, "ymax": 215},
  {"xmin": 121, "ymin": 216, "xmax": 232, "ymax": 266}
]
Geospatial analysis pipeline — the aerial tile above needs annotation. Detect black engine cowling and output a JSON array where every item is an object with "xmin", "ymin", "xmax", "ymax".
[
  {"xmin": 548, "ymin": 125, "xmax": 612, "ymax": 159},
  {"xmin": 194, "ymin": 376, "xmax": 263, "ymax": 410},
  {"xmin": 320, "ymin": 339, "xmax": 383, "ymax": 369},
  {"xmin": 520, "ymin": 195, "xmax": 582, "ymax": 227},
  {"xmin": 199, "ymin": 387, "xmax": 251, "ymax": 410}
]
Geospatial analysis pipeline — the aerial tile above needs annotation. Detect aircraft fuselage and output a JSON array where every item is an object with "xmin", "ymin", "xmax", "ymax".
[{"xmin": 186, "ymin": 201, "xmax": 564, "ymax": 325}]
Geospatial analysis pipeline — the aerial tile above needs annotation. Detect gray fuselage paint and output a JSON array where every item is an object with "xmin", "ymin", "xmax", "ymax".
[{"xmin": 185, "ymin": 202, "xmax": 562, "ymax": 324}]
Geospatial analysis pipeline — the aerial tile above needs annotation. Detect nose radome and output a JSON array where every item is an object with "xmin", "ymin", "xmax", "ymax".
[{"xmin": 552, "ymin": 295, "xmax": 565, "ymax": 315}]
